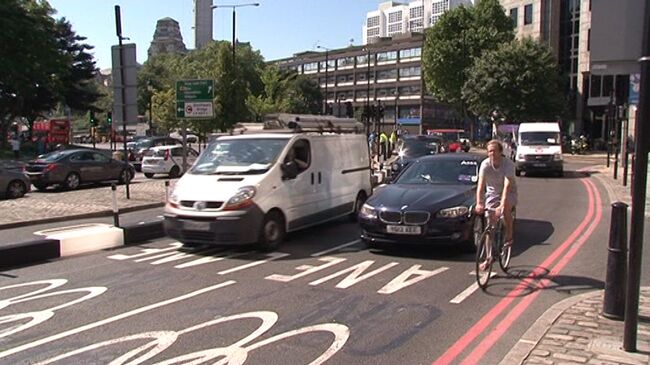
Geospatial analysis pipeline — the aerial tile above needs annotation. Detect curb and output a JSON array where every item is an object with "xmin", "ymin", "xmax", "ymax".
[
  {"xmin": 0, "ymin": 221, "xmax": 165, "ymax": 270},
  {"xmin": 0, "ymin": 202, "xmax": 165, "ymax": 230},
  {"xmin": 499, "ymin": 290, "xmax": 602, "ymax": 365}
]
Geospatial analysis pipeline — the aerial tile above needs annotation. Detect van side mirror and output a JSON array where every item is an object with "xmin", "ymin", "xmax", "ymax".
[{"xmin": 281, "ymin": 161, "xmax": 299, "ymax": 180}]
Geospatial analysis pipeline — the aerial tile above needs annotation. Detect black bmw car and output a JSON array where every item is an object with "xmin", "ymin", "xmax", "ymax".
[{"xmin": 359, "ymin": 153, "xmax": 485, "ymax": 251}]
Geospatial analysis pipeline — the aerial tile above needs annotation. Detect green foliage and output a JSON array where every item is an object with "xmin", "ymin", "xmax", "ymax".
[
  {"xmin": 462, "ymin": 38, "xmax": 567, "ymax": 122},
  {"xmin": 422, "ymin": 0, "xmax": 514, "ymax": 112},
  {"xmin": 151, "ymin": 88, "xmax": 179, "ymax": 133}
]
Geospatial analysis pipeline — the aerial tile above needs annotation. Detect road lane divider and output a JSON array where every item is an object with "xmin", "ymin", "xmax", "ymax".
[{"xmin": 0, "ymin": 221, "xmax": 165, "ymax": 270}]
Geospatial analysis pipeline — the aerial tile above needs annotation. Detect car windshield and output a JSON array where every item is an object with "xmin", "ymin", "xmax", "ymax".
[
  {"xmin": 395, "ymin": 159, "xmax": 479, "ymax": 185},
  {"xmin": 399, "ymin": 139, "xmax": 437, "ymax": 158},
  {"xmin": 190, "ymin": 138, "xmax": 289, "ymax": 175},
  {"xmin": 520, "ymin": 132, "xmax": 560, "ymax": 146}
]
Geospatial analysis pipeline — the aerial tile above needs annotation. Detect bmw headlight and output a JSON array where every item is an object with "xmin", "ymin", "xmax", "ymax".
[
  {"xmin": 223, "ymin": 186, "xmax": 257, "ymax": 210},
  {"xmin": 436, "ymin": 206, "xmax": 469, "ymax": 218},
  {"xmin": 553, "ymin": 153, "xmax": 563, "ymax": 161},
  {"xmin": 360, "ymin": 203, "xmax": 377, "ymax": 219}
]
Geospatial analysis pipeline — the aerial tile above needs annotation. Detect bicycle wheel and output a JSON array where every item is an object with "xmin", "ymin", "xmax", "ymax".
[
  {"xmin": 497, "ymin": 220, "xmax": 512, "ymax": 272},
  {"xmin": 475, "ymin": 230, "xmax": 493, "ymax": 290}
]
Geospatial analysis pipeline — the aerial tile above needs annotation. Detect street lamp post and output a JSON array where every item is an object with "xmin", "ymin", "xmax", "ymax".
[
  {"xmin": 317, "ymin": 45, "xmax": 330, "ymax": 115},
  {"xmin": 365, "ymin": 47, "xmax": 372, "ymax": 135},
  {"xmin": 211, "ymin": 3, "xmax": 260, "ymax": 65}
]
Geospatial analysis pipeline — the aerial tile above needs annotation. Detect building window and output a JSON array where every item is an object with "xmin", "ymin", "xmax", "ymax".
[
  {"xmin": 524, "ymin": 4, "xmax": 533, "ymax": 25},
  {"xmin": 398, "ymin": 85, "xmax": 421, "ymax": 96},
  {"xmin": 337, "ymin": 57, "xmax": 354, "ymax": 68},
  {"xmin": 388, "ymin": 11, "xmax": 402, "ymax": 23},
  {"xmin": 367, "ymin": 16, "xmax": 380, "ymax": 28},
  {"xmin": 431, "ymin": 0, "xmax": 449, "ymax": 15},
  {"xmin": 399, "ymin": 66, "xmax": 421, "ymax": 78},
  {"xmin": 590, "ymin": 75, "xmax": 601, "ymax": 97},
  {"xmin": 399, "ymin": 47, "xmax": 421, "ymax": 59},
  {"xmin": 303, "ymin": 62, "xmax": 318, "ymax": 72},
  {"xmin": 376, "ymin": 51, "xmax": 397, "ymax": 62},
  {"xmin": 410, "ymin": 5, "xmax": 424, "ymax": 19},
  {"xmin": 388, "ymin": 23, "xmax": 403, "ymax": 35},
  {"xmin": 587, "ymin": 29, "xmax": 590, "ymax": 51},
  {"xmin": 510, "ymin": 8, "xmax": 518, "ymax": 27},
  {"xmin": 602, "ymin": 75, "xmax": 614, "ymax": 98},
  {"xmin": 377, "ymin": 69, "xmax": 398, "ymax": 81},
  {"xmin": 356, "ymin": 54, "xmax": 368, "ymax": 65},
  {"xmin": 409, "ymin": 19, "xmax": 424, "ymax": 31},
  {"xmin": 319, "ymin": 59, "xmax": 335, "ymax": 72}
]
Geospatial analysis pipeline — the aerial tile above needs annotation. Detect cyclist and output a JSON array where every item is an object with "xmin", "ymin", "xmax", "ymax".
[{"xmin": 475, "ymin": 139, "xmax": 518, "ymax": 269}]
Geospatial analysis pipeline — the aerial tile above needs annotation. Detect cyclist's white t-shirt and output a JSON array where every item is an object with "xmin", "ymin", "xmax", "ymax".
[{"xmin": 479, "ymin": 157, "xmax": 518, "ymax": 209}]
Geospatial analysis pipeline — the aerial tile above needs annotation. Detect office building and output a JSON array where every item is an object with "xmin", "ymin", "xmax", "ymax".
[
  {"xmin": 275, "ymin": 33, "xmax": 461, "ymax": 135},
  {"xmin": 194, "ymin": 0, "xmax": 213, "ymax": 49},
  {"xmin": 363, "ymin": 0, "xmax": 474, "ymax": 44},
  {"xmin": 148, "ymin": 17, "xmax": 188, "ymax": 58}
]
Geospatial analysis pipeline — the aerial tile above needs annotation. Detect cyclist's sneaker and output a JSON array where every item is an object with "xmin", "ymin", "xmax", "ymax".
[{"xmin": 479, "ymin": 258, "xmax": 493, "ymax": 271}]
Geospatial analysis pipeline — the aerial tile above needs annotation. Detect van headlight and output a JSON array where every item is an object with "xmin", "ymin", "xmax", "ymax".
[
  {"xmin": 436, "ymin": 206, "xmax": 469, "ymax": 218},
  {"xmin": 553, "ymin": 153, "xmax": 563, "ymax": 161},
  {"xmin": 223, "ymin": 186, "xmax": 257, "ymax": 210},
  {"xmin": 360, "ymin": 203, "xmax": 377, "ymax": 219},
  {"xmin": 517, "ymin": 154, "xmax": 525, "ymax": 161}
]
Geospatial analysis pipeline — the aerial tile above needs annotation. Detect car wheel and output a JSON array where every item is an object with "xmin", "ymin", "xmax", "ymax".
[
  {"xmin": 144, "ymin": 173, "xmax": 154, "ymax": 178},
  {"xmin": 349, "ymin": 191, "xmax": 368, "ymax": 222},
  {"xmin": 257, "ymin": 211, "xmax": 285, "ymax": 252},
  {"xmin": 33, "ymin": 183, "xmax": 48, "ymax": 191},
  {"xmin": 169, "ymin": 165, "xmax": 181, "ymax": 178},
  {"xmin": 118, "ymin": 169, "xmax": 131, "ymax": 184},
  {"xmin": 64, "ymin": 173, "xmax": 81, "ymax": 190},
  {"xmin": 515, "ymin": 169, "xmax": 521, "ymax": 177},
  {"xmin": 7, "ymin": 180, "xmax": 27, "ymax": 199}
]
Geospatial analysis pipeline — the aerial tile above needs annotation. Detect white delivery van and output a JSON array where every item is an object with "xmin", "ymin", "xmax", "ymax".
[
  {"xmin": 515, "ymin": 122, "xmax": 563, "ymax": 177},
  {"xmin": 163, "ymin": 114, "xmax": 372, "ymax": 250}
]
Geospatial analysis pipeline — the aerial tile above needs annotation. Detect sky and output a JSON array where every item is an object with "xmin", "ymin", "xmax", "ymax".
[{"xmin": 47, "ymin": 0, "xmax": 386, "ymax": 70}]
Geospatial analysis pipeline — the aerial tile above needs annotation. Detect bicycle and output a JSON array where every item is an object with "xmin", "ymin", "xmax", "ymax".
[{"xmin": 475, "ymin": 208, "xmax": 515, "ymax": 289}]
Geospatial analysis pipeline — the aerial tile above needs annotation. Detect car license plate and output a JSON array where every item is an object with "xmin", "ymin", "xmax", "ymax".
[
  {"xmin": 533, "ymin": 163, "xmax": 546, "ymax": 167},
  {"xmin": 386, "ymin": 225, "xmax": 421, "ymax": 235},
  {"xmin": 182, "ymin": 220, "xmax": 211, "ymax": 231}
]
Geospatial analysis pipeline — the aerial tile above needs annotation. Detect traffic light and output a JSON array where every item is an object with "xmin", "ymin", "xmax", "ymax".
[
  {"xmin": 107, "ymin": 111, "xmax": 112, "ymax": 125},
  {"xmin": 89, "ymin": 111, "xmax": 97, "ymax": 126}
]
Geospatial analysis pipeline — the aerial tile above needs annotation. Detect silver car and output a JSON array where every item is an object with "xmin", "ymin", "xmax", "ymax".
[{"xmin": 0, "ymin": 164, "xmax": 31, "ymax": 199}]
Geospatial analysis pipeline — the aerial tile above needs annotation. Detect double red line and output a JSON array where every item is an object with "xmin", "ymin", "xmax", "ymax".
[{"xmin": 433, "ymin": 176, "xmax": 603, "ymax": 365}]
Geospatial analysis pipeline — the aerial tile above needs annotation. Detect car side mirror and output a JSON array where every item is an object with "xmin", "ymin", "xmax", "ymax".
[{"xmin": 281, "ymin": 161, "xmax": 298, "ymax": 180}]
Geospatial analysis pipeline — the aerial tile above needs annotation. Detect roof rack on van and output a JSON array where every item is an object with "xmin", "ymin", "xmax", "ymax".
[{"xmin": 262, "ymin": 113, "xmax": 364, "ymax": 134}]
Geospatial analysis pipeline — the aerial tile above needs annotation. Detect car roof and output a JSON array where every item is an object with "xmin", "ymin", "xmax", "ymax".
[
  {"xmin": 150, "ymin": 145, "xmax": 185, "ymax": 151},
  {"xmin": 415, "ymin": 153, "xmax": 484, "ymax": 162}
]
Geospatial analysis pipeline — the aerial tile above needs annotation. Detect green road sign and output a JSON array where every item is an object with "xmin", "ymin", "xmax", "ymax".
[{"xmin": 176, "ymin": 79, "xmax": 214, "ymax": 101}]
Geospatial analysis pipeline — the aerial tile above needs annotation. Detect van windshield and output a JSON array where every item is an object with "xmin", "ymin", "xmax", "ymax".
[
  {"xmin": 190, "ymin": 138, "xmax": 289, "ymax": 175},
  {"xmin": 520, "ymin": 132, "xmax": 560, "ymax": 146}
]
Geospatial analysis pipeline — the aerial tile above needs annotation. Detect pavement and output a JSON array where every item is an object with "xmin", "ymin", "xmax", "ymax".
[{"xmin": 1, "ymin": 152, "xmax": 649, "ymax": 363}]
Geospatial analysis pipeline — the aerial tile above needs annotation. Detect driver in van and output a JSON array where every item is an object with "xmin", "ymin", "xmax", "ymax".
[{"xmin": 286, "ymin": 147, "xmax": 308, "ymax": 170}]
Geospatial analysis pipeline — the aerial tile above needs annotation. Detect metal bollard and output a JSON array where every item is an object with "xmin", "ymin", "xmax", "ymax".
[
  {"xmin": 165, "ymin": 180, "xmax": 170, "ymax": 203},
  {"xmin": 111, "ymin": 183, "xmax": 120, "ymax": 227},
  {"xmin": 602, "ymin": 202, "xmax": 628, "ymax": 320}
]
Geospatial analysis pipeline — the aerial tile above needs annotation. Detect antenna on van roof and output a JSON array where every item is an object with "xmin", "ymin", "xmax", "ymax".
[{"xmin": 263, "ymin": 113, "xmax": 364, "ymax": 134}]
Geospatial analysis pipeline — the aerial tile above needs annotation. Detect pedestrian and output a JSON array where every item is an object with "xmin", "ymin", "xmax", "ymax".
[
  {"xmin": 389, "ymin": 128, "xmax": 398, "ymax": 153},
  {"xmin": 10, "ymin": 137, "xmax": 20, "ymax": 159},
  {"xmin": 379, "ymin": 131, "xmax": 388, "ymax": 161}
]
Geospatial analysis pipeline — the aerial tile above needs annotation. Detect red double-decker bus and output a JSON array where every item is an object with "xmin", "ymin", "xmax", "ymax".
[{"xmin": 32, "ymin": 118, "xmax": 70, "ymax": 145}]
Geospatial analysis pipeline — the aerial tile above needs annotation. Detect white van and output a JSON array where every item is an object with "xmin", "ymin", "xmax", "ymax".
[
  {"xmin": 163, "ymin": 114, "xmax": 372, "ymax": 250},
  {"xmin": 515, "ymin": 122, "xmax": 563, "ymax": 177}
]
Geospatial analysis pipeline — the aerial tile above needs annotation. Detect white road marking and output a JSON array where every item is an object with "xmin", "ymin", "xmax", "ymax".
[
  {"xmin": 266, "ymin": 257, "xmax": 347, "ymax": 282},
  {"xmin": 377, "ymin": 265, "xmax": 448, "ymax": 294},
  {"xmin": 309, "ymin": 260, "xmax": 399, "ymax": 288},
  {"xmin": 311, "ymin": 239, "xmax": 361, "ymax": 257},
  {"xmin": 108, "ymin": 242, "xmax": 183, "ymax": 261},
  {"xmin": 217, "ymin": 252, "xmax": 290, "ymax": 275},
  {"xmin": 449, "ymin": 271, "xmax": 497, "ymax": 304},
  {"xmin": 0, "ymin": 281, "xmax": 236, "ymax": 360}
]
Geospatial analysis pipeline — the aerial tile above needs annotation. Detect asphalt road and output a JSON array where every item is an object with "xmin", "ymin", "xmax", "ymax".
[{"xmin": 1, "ymin": 160, "xmax": 648, "ymax": 364}]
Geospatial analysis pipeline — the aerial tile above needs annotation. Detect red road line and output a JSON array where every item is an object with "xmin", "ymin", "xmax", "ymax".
[
  {"xmin": 432, "ymin": 177, "xmax": 598, "ymax": 365},
  {"xmin": 459, "ymin": 178, "xmax": 603, "ymax": 364}
]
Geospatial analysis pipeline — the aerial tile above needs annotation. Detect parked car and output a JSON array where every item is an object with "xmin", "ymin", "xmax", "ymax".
[
  {"xmin": 0, "ymin": 164, "xmax": 30, "ymax": 199},
  {"xmin": 386, "ymin": 135, "xmax": 444, "ymax": 177},
  {"xmin": 359, "ymin": 153, "xmax": 485, "ymax": 252},
  {"xmin": 142, "ymin": 145, "xmax": 199, "ymax": 178},
  {"xmin": 170, "ymin": 131, "xmax": 199, "ymax": 144},
  {"xmin": 24, "ymin": 149, "xmax": 134, "ymax": 190},
  {"xmin": 128, "ymin": 136, "xmax": 182, "ymax": 172}
]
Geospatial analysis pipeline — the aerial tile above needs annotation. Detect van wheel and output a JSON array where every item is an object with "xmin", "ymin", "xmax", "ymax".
[
  {"xmin": 349, "ymin": 191, "xmax": 368, "ymax": 222},
  {"xmin": 258, "ymin": 211, "xmax": 285, "ymax": 251}
]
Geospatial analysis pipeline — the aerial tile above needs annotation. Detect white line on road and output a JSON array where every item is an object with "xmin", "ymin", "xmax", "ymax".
[
  {"xmin": 449, "ymin": 271, "xmax": 497, "ymax": 304},
  {"xmin": 217, "ymin": 252, "xmax": 290, "ymax": 275},
  {"xmin": 0, "ymin": 281, "xmax": 236, "ymax": 360},
  {"xmin": 311, "ymin": 239, "xmax": 361, "ymax": 257}
]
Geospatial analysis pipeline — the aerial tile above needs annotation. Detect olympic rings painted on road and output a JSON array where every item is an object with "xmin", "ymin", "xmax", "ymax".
[{"xmin": 34, "ymin": 311, "xmax": 350, "ymax": 365}]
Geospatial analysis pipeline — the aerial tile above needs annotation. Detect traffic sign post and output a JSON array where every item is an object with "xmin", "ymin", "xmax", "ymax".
[{"xmin": 175, "ymin": 79, "xmax": 214, "ymax": 170}]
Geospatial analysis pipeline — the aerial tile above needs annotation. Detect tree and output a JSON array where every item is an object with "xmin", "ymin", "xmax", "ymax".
[
  {"xmin": 462, "ymin": 38, "xmax": 567, "ymax": 122},
  {"xmin": 422, "ymin": 0, "xmax": 514, "ymax": 112}
]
